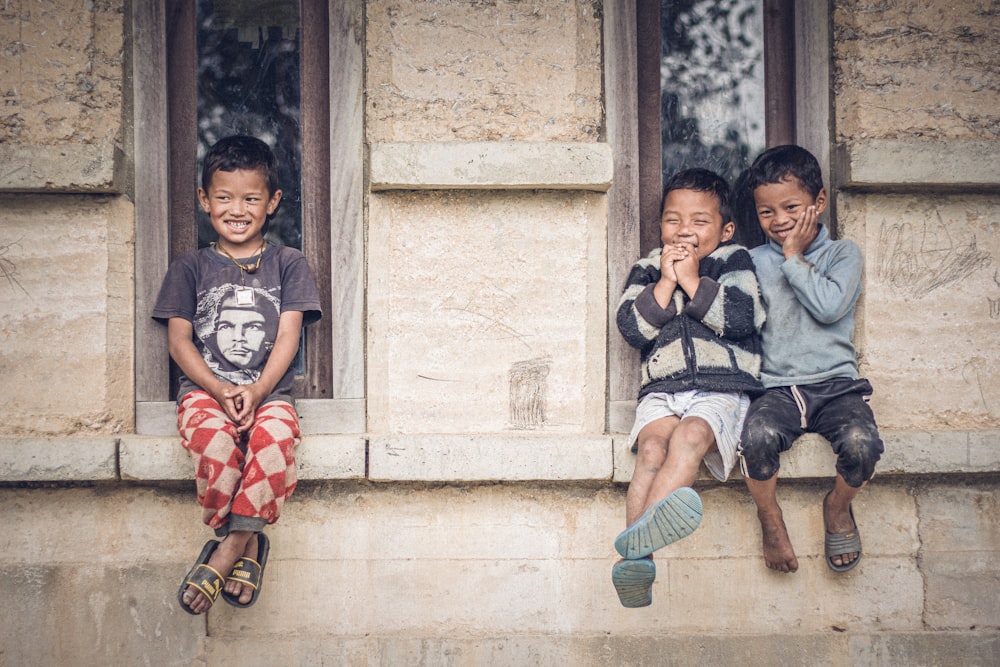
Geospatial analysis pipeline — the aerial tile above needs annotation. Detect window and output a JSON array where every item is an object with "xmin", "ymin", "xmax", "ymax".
[{"xmin": 132, "ymin": 0, "xmax": 365, "ymax": 433}]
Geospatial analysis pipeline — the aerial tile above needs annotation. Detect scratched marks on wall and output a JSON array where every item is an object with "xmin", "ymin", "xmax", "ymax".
[
  {"xmin": 508, "ymin": 357, "xmax": 551, "ymax": 429},
  {"xmin": 0, "ymin": 238, "xmax": 28, "ymax": 296},
  {"xmin": 876, "ymin": 216, "xmax": 992, "ymax": 298}
]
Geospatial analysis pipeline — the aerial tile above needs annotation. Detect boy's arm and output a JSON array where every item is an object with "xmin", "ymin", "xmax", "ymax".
[
  {"xmin": 166, "ymin": 317, "xmax": 241, "ymax": 421},
  {"xmin": 616, "ymin": 252, "xmax": 679, "ymax": 352},
  {"xmin": 685, "ymin": 248, "xmax": 765, "ymax": 339},
  {"xmin": 782, "ymin": 242, "xmax": 863, "ymax": 323},
  {"xmin": 227, "ymin": 309, "xmax": 304, "ymax": 430}
]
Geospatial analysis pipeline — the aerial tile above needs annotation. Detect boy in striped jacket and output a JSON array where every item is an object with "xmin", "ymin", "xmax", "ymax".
[{"xmin": 612, "ymin": 168, "xmax": 765, "ymax": 607}]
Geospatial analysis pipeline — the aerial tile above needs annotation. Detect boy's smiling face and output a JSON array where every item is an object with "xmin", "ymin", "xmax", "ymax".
[
  {"xmin": 659, "ymin": 188, "xmax": 735, "ymax": 259},
  {"xmin": 753, "ymin": 176, "xmax": 827, "ymax": 246},
  {"xmin": 198, "ymin": 167, "xmax": 282, "ymax": 257}
]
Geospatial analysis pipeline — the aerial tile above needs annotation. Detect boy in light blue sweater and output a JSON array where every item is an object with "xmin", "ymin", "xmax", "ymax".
[{"xmin": 739, "ymin": 145, "xmax": 884, "ymax": 574}]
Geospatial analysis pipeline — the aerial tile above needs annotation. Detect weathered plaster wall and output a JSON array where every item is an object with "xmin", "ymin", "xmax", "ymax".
[
  {"xmin": 367, "ymin": 189, "xmax": 607, "ymax": 434},
  {"xmin": 2, "ymin": 480, "xmax": 998, "ymax": 665},
  {"xmin": 842, "ymin": 193, "xmax": 1000, "ymax": 429},
  {"xmin": 0, "ymin": 195, "xmax": 134, "ymax": 435},
  {"xmin": 366, "ymin": 0, "xmax": 603, "ymax": 142},
  {"xmin": 833, "ymin": 0, "xmax": 1000, "ymax": 141},
  {"xmin": 0, "ymin": 0, "xmax": 124, "ymax": 145}
]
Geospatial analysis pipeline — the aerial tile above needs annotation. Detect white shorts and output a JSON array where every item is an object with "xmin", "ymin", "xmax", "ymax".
[{"xmin": 627, "ymin": 390, "xmax": 751, "ymax": 482}]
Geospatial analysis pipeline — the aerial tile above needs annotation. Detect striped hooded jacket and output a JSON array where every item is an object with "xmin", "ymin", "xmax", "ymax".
[{"xmin": 617, "ymin": 242, "xmax": 765, "ymax": 399}]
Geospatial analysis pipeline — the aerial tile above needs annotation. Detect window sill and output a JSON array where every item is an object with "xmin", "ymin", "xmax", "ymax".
[{"xmin": 1, "ymin": 430, "xmax": 997, "ymax": 484}]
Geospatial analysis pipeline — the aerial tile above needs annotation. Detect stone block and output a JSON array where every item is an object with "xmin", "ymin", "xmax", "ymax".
[
  {"xmin": 365, "ymin": 0, "xmax": 602, "ymax": 143},
  {"xmin": 0, "ymin": 563, "xmax": 202, "ymax": 667},
  {"xmin": 368, "ymin": 433, "xmax": 612, "ymax": 481},
  {"xmin": 850, "ymin": 631, "xmax": 1000, "ymax": 666},
  {"xmin": 370, "ymin": 142, "xmax": 613, "ymax": 191},
  {"xmin": 0, "ymin": 437, "xmax": 116, "ymax": 481},
  {"xmin": 837, "ymin": 140, "xmax": 1000, "ymax": 188},
  {"xmin": 120, "ymin": 434, "xmax": 367, "ymax": 481},
  {"xmin": 367, "ymin": 190, "xmax": 607, "ymax": 434},
  {"xmin": 0, "ymin": 143, "xmax": 121, "ymax": 192}
]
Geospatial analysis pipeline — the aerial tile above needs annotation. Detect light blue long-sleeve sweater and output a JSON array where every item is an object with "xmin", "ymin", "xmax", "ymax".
[{"xmin": 750, "ymin": 224, "xmax": 863, "ymax": 388}]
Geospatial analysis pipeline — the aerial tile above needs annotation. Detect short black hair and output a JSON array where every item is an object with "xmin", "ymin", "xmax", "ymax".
[
  {"xmin": 746, "ymin": 144, "xmax": 824, "ymax": 197},
  {"xmin": 661, "ymin": 167, "xmax": 733, "ymax": 224},
  {"xmin": 200, "ymin": 135, "xmax": 281, "ymax": 196}
]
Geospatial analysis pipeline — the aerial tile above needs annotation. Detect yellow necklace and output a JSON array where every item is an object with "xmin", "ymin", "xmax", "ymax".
[{"xmin": 213, "ymin": 240, "xmax": 266, "ymax": 285}]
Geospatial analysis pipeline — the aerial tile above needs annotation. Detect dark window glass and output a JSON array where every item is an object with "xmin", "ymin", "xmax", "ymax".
[
  {"xmin": 660, "ymin": 0, "xmax": 765, "ymax": 185},
  {"xmin": 195, "ymin": 0, "xmax": 303, "ymax": 251}
]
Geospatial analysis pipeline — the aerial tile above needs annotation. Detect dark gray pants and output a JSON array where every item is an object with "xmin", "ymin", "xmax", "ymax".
[{"xmin": 739, "ymin": 378, "xmax": 884, "ymax": 488}]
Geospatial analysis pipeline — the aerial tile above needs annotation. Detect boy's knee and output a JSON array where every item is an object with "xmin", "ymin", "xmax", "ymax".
[
  {"xmin": 635, "ymin": 438, "xmax": 668, "ymax": 466},
  {"xmin": 739, "ymin": 418, "xmax": 786, "ymax": 482},
  {"xmin": 835, "ymin": 423, "xmax": 883, "ymax": 487}
]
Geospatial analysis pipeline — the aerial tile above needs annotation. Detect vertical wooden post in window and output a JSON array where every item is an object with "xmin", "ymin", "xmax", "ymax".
[
  {"xmin": 764, "ymin": 0, "xmax": 796, "ymax": 146},
  {"xmin": 300, "ymin": 0, "xmax": 333, "ymax": 397},
  {"xmin": 636, "ymin": 1, "xmax": 662, "ymax": 256}
]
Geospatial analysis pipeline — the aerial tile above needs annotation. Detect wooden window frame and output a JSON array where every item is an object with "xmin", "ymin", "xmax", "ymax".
[{"xmin": 132, "ymin": 0, "xmax": 366, "ymax": 434}]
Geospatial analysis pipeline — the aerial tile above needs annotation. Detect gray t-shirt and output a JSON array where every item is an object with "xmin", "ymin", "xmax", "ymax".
[{"xmin": 152, "ymin": 244, "xmax": 322, "ymax": 403}]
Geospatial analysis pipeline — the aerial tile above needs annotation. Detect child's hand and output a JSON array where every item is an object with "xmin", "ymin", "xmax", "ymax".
[
  {"xmin": 782, "ymin": 205, "xmax": 820, "ymax": 259},
  {"xmin": 225, "ymin": 384, "xmax": 267, "ymax": 433},
  {"xmin": 653, "ymin": 244, "xmax": 687, "ymax": 307},
  {"xmin": 207, "ymin": 381, "xmax": 243, "ymax": 424},
  {"xmin": 672, "ymin": 242, "xmax": 701, "ymax": 297},
  {"xmin": 659, "ymin": 244, "xmax": 686, "ymax": 283}
]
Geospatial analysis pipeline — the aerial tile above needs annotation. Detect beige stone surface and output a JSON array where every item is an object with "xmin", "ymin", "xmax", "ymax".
[
  {"xmin": 0, "ymin": 195, "xmax": 134, "ymax": 435},
  {"xmin": 368, "ymin": 190, "xmax": 606, "ymax": 434},
  {"xmin": 0, "ymin": 0, "xmax": 124, "ymax": 145},
  {"xmin": 833, "ymin": 1, "xmax": 1000, "ymax": 141},
  {"xmin": 365, "ymin": 0, "xmax": 603, "ymax": 142},
  {"xmin": 3, "ymin": 480, "xmax": 984, "ymax": 666},
  {"xmin": 839, "ymin": 193, "xmax": 1000, "ymax": 429}
]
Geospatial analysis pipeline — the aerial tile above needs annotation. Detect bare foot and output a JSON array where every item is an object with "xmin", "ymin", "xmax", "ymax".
[
  {"xmin": 824, "ymin": 492, "xmax": 859, "ymax": 569},
  {"xmin": 223, "ymin": 533, "xmax": 260, "ymax": 605},
  {"xmin": 757, "ymin": 508, "xmax": 798, "ymax": 573},
  {"xmin": 181, "ymin": 531, "xmax": 252, "ymax": 614}
]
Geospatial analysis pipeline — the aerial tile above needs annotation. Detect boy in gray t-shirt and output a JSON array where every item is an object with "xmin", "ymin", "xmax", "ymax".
[{"xmin": 153, "ymin": 135, "xmax": 321, "ymax": 615}]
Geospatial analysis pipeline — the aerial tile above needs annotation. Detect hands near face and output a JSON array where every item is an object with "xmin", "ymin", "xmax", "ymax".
[
  {"xmin": 655, "ymin": 242, "xmax": 700, "ymax": 306},
  {"xmin": 782, "ymin": 204, "xmax": 820, "ymax": 259}
]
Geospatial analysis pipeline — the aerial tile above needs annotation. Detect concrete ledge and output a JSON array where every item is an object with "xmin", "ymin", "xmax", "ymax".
[
  {"xmin": 836, "ymin": 139, "xmax": 1000, "ymax": 188},
  {"xmin": 0, "ymin": 142, "xmax": 121, "ymax": 192},
  {"xmin": 612, "ymin": 430, "xmax": 1000, "ymax": 484},
  {"xmin": 368, "ymin": 434, "xmax": 613, "ymax": 481},
  {"xmin": 3, "ymin": 429, "xmax": 998, "ymax": 483},
  {"xmin": 0, "ymin": 437, "xmax": 117, "ymax": 482},
  {"xmin": 369, "ymin": 141, "xmax": 613, "ymax": 191},
  {"xmin": 118, "ymin": 434, "xmax": 367, "ymax": 482}
]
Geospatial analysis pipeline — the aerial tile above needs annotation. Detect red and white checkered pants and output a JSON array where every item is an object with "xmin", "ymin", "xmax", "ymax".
[{"xmin": 177, "ymin": 390, "xmax": 300, "ymax": 530}]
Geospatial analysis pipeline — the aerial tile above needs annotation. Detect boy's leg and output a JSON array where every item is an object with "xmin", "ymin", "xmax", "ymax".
[
  {"xmin": 640, "ymin": 416, "xmax": 714, "ymax": 515},
  {"xmin": 614, "ymin": 415, "xmax": 677, "ymax": 607},
  {"xmin": 222, "ymin": 401, "xmax": 301, "ymax": 604},
  {"xmin": 626, "ymin": 416, "xmax": 678, "ymax": 526},
  {"xmin": 177, "ymin": 391, "xmax": 256, "ymax": 613},
  {"xmin": 740, "ymin": 389, "xmax": 803, "ymax": 573},
  {"xmin": 812, "ymin": 389, "xmax": 883, "ymax": 569},
  {"xmin": 230, "ymin": 400, "xmax": 301, "ymax": 524}
]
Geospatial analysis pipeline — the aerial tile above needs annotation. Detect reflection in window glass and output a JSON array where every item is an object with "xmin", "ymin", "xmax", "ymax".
[
  {"xmin": 196, "ymin": 0, "xmax": 302, "ymax": 251},
  {"xmin": 661, "ymin": 0, "xmax": 764, "ymax": 185}
]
